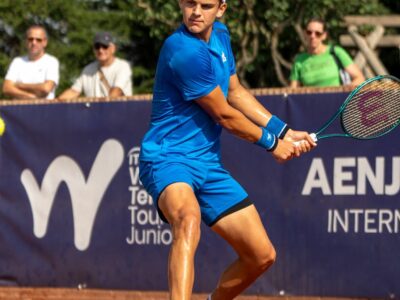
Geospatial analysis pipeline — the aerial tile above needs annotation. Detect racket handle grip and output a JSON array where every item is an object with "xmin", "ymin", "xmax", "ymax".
[{"xmin": 293, "ymin": 133, "xmax": 317, "ymax": 146}]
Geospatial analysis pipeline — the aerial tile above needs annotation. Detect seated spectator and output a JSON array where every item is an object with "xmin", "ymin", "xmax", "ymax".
[
  {"xmin": 290, "ymin": 17, "xmax": 365, "ymax": 88},
  {"xmin": 2, "ymin": 24, "xmax": 59, "ymax": 100},
  {"xmin": 58, "ymin": 32, "xmax": 132, "ymax": 100}
]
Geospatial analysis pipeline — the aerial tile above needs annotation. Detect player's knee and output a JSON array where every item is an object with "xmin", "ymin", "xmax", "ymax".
[
  {"xmin": 265, "ymin": 246, "xmax": 277, "ymax": 267},
  {"xmin": 251, "ymin": 246, "xmax": 276, "ymax": 273},
  {"xmin": 172, "ymin": 212, "xmax": 201, "ymax": 243}
]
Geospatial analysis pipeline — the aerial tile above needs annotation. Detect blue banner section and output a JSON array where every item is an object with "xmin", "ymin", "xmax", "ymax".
[{"xmin": 0, "ymin": 93, "xmax": 399, "ymax": 298}]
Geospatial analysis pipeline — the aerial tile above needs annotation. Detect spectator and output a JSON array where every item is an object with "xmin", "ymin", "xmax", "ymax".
[
  {"xmin": 2, "ymin": 24, "xmax": 59, "ymax": 100},
  {"xmin": 58, "ymin": 32, "xmax": 132, "ymax": 100},
  {"xmin": 290, "ymin": 17, "xmax": 365, "ymax": 88}
]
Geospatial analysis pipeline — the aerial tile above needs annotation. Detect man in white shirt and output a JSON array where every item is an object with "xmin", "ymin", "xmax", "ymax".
[
  {"xmin": 58, "ymin": 32, "xmax": 132, "ymax": 100},
  {"xmin": 2, "ymin": 25, "xmax": 59, "ymax": 100}
]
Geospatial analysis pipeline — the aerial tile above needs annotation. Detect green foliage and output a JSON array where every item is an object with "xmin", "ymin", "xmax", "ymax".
[
  {"xmin": 0, "ymin": 0, "xmax": 135, "ymax": 97},
  {"xmin": 224, "ymin": 0, "xmax": 390, "ymax": 86},
  {"xmin": 0, "ymin": 0, "xmax": 398, "ymax": 97}
]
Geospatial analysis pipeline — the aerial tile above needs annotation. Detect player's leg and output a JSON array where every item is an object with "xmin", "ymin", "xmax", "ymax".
[
  {"xmin": 158, "ymin": 182, "xmax": 202, "ymax": 300},
  {"xmin": 209, "ymin": 204, "xmax": 276, "ymax": 300}
]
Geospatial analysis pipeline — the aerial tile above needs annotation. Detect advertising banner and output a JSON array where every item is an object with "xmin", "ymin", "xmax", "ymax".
[{"xmin": 0, "ymin": 93, "xmax": 398, "ymax": 298}]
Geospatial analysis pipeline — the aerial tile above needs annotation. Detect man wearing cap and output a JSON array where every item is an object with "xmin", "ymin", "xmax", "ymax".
[
  {"xmin": 58, "ymin": 31, "xmax": 132, "ymax": 99},
  {"xmin": 2, "ymin": 24, "xmax": 59, "ymax": 100}
]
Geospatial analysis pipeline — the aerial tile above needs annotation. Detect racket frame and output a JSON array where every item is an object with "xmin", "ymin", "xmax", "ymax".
[{"xmin": 315, "ymin": 74, "xmax": 400, "ymax": 141}]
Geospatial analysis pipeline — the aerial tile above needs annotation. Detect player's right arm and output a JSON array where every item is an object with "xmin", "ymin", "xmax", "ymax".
[{"xmin": 196, "ymin": 86, "xmax": 300, "ymax": 162}]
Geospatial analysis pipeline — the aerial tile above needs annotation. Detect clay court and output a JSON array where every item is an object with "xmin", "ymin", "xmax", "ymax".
[{"xmin": 0, "ymin": 288, "xmax": 373, "ymax": 300}]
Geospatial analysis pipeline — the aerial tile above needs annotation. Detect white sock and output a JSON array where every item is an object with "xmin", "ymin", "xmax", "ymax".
[{"xmin": 207, "ymin": 294, "xmax": 212, "ymax": 300}]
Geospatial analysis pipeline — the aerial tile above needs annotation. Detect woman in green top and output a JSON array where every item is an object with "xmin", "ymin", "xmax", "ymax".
[{"xmin": 290, "ymin": 17, "xmax": 365, "ymax": 88}]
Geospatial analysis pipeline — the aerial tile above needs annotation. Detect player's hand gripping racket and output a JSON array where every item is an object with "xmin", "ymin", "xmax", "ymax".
[{"xmin": 295, "ymin": 75, "xmax": 400, "ymax": 145}]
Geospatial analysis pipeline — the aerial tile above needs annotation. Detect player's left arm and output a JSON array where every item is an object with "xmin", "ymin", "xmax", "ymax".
[
  {"xmin": 227, "ymin": 74, "xmax": 315, "ymax": 151},
  {"xmin": 227, "ymin": 74, "xmax": 272, "ymax": 127}
]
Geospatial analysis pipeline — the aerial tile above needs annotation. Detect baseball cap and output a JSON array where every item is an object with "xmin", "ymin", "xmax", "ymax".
[{"xmin": 93, "ymin": 32, "xmax": 115, "ymax": 46}]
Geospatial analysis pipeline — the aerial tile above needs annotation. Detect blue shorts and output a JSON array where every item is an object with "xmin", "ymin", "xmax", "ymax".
[{"xmin": 139, "ymin": 159, "xmax": 250, "ymax": 226}]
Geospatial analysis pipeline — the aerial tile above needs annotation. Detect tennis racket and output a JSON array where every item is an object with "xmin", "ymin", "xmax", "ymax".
[{"xmin": 296, "ymin": 74, "xmax": 400, "ymax": 145}]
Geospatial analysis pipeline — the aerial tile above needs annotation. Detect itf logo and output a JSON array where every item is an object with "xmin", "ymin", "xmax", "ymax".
[
  {"xmin": 126, "ymin": 147, "xmax": 172, "ymax": 246},
  {"xmin": 20, "ymin": 139, "xmax": 124, "ymax": 251}
]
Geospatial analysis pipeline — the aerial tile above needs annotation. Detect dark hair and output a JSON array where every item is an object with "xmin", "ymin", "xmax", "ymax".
[
  {"xmin": 26, "ymin": 24, "xmax": 48, "ymax": 39},
  {"xmin": 306, "ymin": 17, "xmax": 326, "ymax": 32}
]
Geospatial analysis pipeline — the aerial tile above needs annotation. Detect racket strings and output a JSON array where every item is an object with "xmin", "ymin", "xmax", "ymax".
[{"xmin": 342, "ymin": 78, "xmax": 400, "ymax": 139}]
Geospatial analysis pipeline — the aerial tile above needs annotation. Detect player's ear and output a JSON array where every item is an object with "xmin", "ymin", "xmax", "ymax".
[{"xmin": 216, "ymin": 2, "xmax": 227, "ymax": 18}]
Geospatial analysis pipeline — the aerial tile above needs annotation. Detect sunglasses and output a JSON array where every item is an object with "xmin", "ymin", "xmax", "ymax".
[
  {"xmin": 94, "ymin": 43, "xmax": 109, "ymax": 50},
  {"xmin": 306, "ymin": 30, "xmax": 324, "ymax": 37},
  {"xmin": 27, "ymin": 37, "xmax": 44, "ymax": 42}
]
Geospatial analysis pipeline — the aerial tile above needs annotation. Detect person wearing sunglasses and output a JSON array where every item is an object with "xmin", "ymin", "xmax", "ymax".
[
  {"xmin": 2, "ymin": 24, "xmax": 59, "ymax": 100},
  {"xmin": 58, "ymin": 31, "xmax": 132, "ymax": 100},
  {"xmin": 290, "ymin": 17, "xmax": 364, "ymax": 88}
]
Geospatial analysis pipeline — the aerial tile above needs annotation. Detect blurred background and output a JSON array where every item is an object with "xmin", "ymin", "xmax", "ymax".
[{"xmin": 0, "ymin": 0, "xmax": 399, "ymax": 95}]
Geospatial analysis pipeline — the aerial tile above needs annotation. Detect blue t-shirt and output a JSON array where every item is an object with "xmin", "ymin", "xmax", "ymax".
[{"xmin": 140, "ymin": 21, "xmax": 236, "ymax": 162}]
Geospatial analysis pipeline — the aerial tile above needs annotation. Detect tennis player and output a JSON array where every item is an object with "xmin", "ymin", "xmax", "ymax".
[{"xmin": 139, "ymin": 0, "xmax": 316, "ymax": 299}]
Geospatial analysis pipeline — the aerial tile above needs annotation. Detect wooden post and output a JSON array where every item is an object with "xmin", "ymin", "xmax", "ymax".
[
  {"xmin": 348, "ymin": 25, "xmax": 388, "ymax": 75},
  {"xmin": 353, "ymin": 25, "xmax": 384, "ymax": 67},
  {"xmin": 344, "ymin": 15, "xmax": 400, "ymax": 27},
  {"xmin": 354, "ymin": 25, "xmax": 384, "ymax": 77}
]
